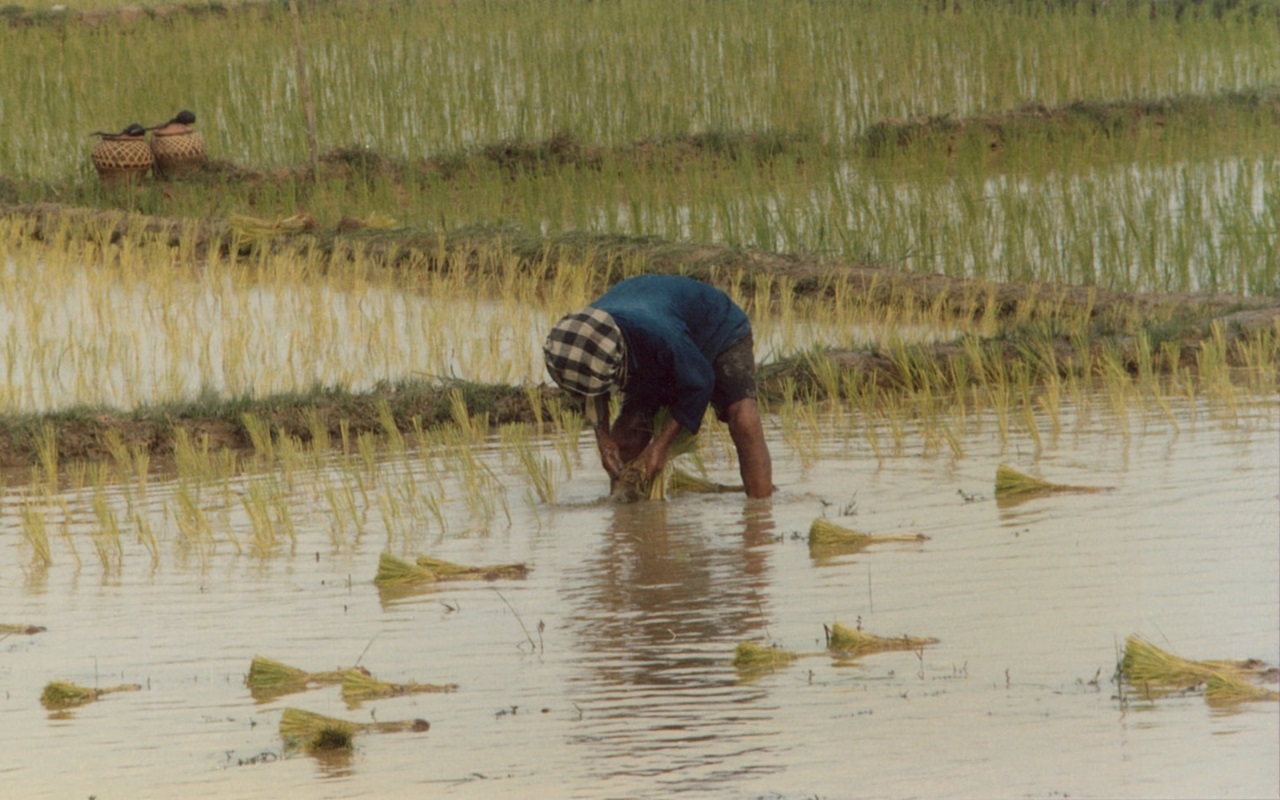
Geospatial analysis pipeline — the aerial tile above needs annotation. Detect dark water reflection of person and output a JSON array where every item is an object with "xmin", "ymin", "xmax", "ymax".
[{"xmin": 561, "ymin": 498, "xmax": 784, "ymax": 791}]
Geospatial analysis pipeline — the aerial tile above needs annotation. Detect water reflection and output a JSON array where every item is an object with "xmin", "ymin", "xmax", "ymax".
[{"xmin": 561, "ymin": 499, "xmax": 784, "ymax": 790}]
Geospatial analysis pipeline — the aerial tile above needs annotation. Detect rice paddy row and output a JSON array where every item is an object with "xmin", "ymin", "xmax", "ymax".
[
  {"xmin": 4, "ymin": 84, "xmax": 1277, "ymax": 293},
  {"xmin": 5, "ymin": 0, "xmax": 1277, "ymax": 177},
  {"xmin": 4, "ymin": 366, "xmax": 1273, "ymax": 579},
  {"xmin": 3, "ymin": 1, "xmax": 1278, "ymax": 292},
  {"xmin": 0, "ymin": 206, "xmax": 1274, "ymax": 470}
]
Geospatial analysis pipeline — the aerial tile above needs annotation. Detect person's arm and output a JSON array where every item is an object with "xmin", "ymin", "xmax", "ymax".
[{"xmin": 594, "ymin": 421, "xmax": 625, "ymax": 481}]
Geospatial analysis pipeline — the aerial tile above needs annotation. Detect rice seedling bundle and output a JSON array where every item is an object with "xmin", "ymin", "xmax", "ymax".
[
  {"xmin": 732, "ymin": 641, "xmax": 799, "ymax": 674},
  {"xmin": 807, "ymin": 518, "xmax": 928, "ymax": 551},
  {"xmin": 612, "ymin": 410, "xmax": 699, "ymax": 503},
  {"xmin": 1204, "ymin": 672, "xmax": 1280, "ymax": 706},
  {"xmin": 994, "ymin": 464, "xmax": 1106, "ymax": 499},
  {"xmin": 825, "ymin": 622, "xmax": 938, "ymax": 657},
  {"xmin": 666, "ymin": 468, "xmax": 742, "ymax": 495},
  {"xmin": 227, "ymin": 213, "xmax": 319, "ymax": 248},
  {"xmin": 415, "ymin": 556, "xmax": 528, "ymax": 581},
  {"xmin": 374, "ymin": 552, "xmax": 528, "ymax": 586},
  {"xmin": 278, "ymin": 708, "xmax": 361, "ymax": 751},
  {"xmin": 279, "ymin": 707, "xmax": 430, "ymax": 751},
  {"xmin": 0, "ymin": 624, "xmax": 46, "ymax": 636},
  {"xmin": 1121, "ymin": 635, "xmax": 1275, "ymax": 703},
  {"xmin": 340, "ymin": 669, "xmax": 458, "ymax": 705},
  {"xmin": 246, "ymin": 656, "xmax": 310, "ymax": 689},
  {"xmin": 244, "ymin": 656, "xmax": 354, "ymax": 698},
  {"xmin": 40, "ymin": 681, "xmax": 141, "ymax": 710}
]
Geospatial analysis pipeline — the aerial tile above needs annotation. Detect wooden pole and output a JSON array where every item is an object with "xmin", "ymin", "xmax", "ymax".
[{"xmin": 288, "ymin": 0, "xmax": 319, "ymax": 180}]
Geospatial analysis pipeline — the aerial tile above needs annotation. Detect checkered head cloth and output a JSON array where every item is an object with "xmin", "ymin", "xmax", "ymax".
[{"xmin": 543, "ymin": 308, "xmax": 626, "ymax": 399}]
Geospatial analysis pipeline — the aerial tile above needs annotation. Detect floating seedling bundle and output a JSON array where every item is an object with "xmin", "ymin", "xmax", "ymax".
[
  {"xmin": 40, "ymin": 681, "xmax": 141, "ymax": 710},
  {"xmin": 1120, "ymin": 635, "xmax": 1277, "ymax": 705},
  {"xmin": 245, "ymin": 656, "xmax": 357, "ymax": 700},
  {"xmin": 994, "ymin": 464, "xmax": 1107, "ymax": 500},
  {"xmin": 374, "ymin": 552, "xmax": 529, "ymax": 586},
  {"xmin": 0, "ymin": 623, "xmax": 45, "ymax": 636},
  {"xmin": 825, "ymin": 621, "xmax": 938, "ymax": 657},
  {"xmin": 341, "ymin": 669, "xmax": 458, "ymax": 706},
  {"xmin": 278, "ymin": 707, "xmax": 430, "ymax": 752},
  {"xmin": 808, "ymin": 518, "xmax": 928, "ymax": 554},
  {"xmin": 732, "ymin": 641, "xmax": 800, "ymax": 675}
]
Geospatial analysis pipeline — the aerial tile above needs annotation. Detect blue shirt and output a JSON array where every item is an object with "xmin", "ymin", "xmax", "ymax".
[{"xmin": 591, "ymin": 275, "xmax": 751, "ymax": 433}]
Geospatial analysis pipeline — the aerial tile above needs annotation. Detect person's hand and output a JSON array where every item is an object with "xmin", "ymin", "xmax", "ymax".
[
  {"xmin": 636, "ymin": 440, "xmax": 668, "ymax": 484},
  {"xmin": 597, "ymin": 432, "xmax": 624, "ymax": 481}
]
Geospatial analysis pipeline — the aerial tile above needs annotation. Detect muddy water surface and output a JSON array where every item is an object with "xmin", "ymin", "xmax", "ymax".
[{"xmin": 1, "ymin": 399, "xmax": 1276, "ymax": 799}]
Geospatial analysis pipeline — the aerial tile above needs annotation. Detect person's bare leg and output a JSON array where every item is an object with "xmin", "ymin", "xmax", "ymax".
[{"xmin": 724, "ymin": 398, "xmax": 773, "ymax": 499}]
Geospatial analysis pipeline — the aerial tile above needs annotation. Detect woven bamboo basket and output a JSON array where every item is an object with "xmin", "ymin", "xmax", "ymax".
[
  {"xmin": 91, "ymin": 134, "xmax": 154, "ymax": 182},
  {"xmin": 150, "ymin": 124, "xmax": 206, "ymax": 177}
]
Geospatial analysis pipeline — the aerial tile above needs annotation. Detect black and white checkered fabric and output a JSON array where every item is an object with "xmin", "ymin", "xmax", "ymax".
[{"xmin": 543, "ymin": 307, "xmax": 626, "ymax": 398}]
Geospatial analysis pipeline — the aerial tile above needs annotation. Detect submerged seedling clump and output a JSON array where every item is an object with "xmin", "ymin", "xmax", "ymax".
[
  {"xmin": 374, "ymin": 552, "xmax": 529, "ymax": 586},
  {"xmin": 732, "ymin": 641, "xmax": 800, "ymax": 675},
  {"xmin": 279, "ymin": 707, "xmax": 430, "ymax": 751},
  {"xmin": 279, "ymin": 708, "xmax": 361, "ymax": 751},
  {"xmin": 808, "ymin": 518, "xmax": 928, "ymax": 552},
  {"xmin": 1120, "ymin": 635, "xmax": 1277, "ymax": 705},
  {"xmin": 244, "ymin": 656, "xmax": 357, "ymax": 700},
  {"xmin": 341, "ymin": 669, "xmax": 458, "ymax": 706},
  {"xmin": 825, "ymin": 621, "xmax": 938, "ymax": 657},
  {"xmin": 994, "ymin": 464, "xmax": 1107, "ymax": 499},
  {"xmin": 40, "ymin": 681, "xmax": 141, "ymax": 710}
]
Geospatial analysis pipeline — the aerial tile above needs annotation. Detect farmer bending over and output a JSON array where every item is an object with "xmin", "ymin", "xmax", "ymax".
[{"xmin": 543, "ymin": 274, "xmax": 773, "ymax": 499}]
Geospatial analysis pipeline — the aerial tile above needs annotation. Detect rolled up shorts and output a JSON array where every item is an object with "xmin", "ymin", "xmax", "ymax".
[{"xmin": 620, "ymin": 332, "xmax": 758, "ymax": 424}]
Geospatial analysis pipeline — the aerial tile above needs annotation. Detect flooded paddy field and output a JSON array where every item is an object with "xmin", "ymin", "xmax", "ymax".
[{"xmin": 2, "ymin": 397, "xmax": 1275, "ymax": 799}]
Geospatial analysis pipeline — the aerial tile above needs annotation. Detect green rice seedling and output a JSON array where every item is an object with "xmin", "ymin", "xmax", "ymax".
[
  {"xmin": 19, "ymin": 502, "xmax": 53, "ymax": 569},
  {"xmin": 34, "ymin": 423, "xmax": 57, "ymax": 488},
  {"xmin": 133, "ymin": 514, "xmax": 160, "ymax": 570},
  {"xmin": 90, "ymin": 488, "xmax": 124, "ymax": 572},
  {"xmin": 825, "ymin": 621, "xmax": 938, "ymax": 658},
  {"xmin": 303, "ymin": 407, "xmax": 331, "ymax": 455},
  {"xmin": 241, "ymin": 412, "xmax": 276, "ymax": 462},
  {"xmin": 513, "ymin": 436, "xmax": 558, "ymax": 505},
  {"xmin": 356, "ymin": 431, "xmax": 380, "ymax": 487},
  {"xmin": 278, "ymin": 707, "xmax": 428, "ymax": 752},
  {"xmin": 242, "ymin": 477, "xmax": 297, "ymax": 557},
  {"xmin": 994, "ymin": 464, "xmax": 1108, "ymax": 500},
  {"xmin": 375, "ymin": 399, "xmax": 406, "ymax": 454},
  {"xmin": 341, "ymin": 669, "xmax": 458, "ymax": 706},
  {"xmin": 732, "ymin": 641, "xmax": 801, "ymax": 677},
  {"xmin": 40, "ymin": 681, "xmax": 142, "ymax": 710},
  {"xmin": 808, "ymin": 518, "xmax": 928, "ymax": 555},
  {"xmin": 172, "ymin": 480, "xmax": 216, "ymax": 564}
]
